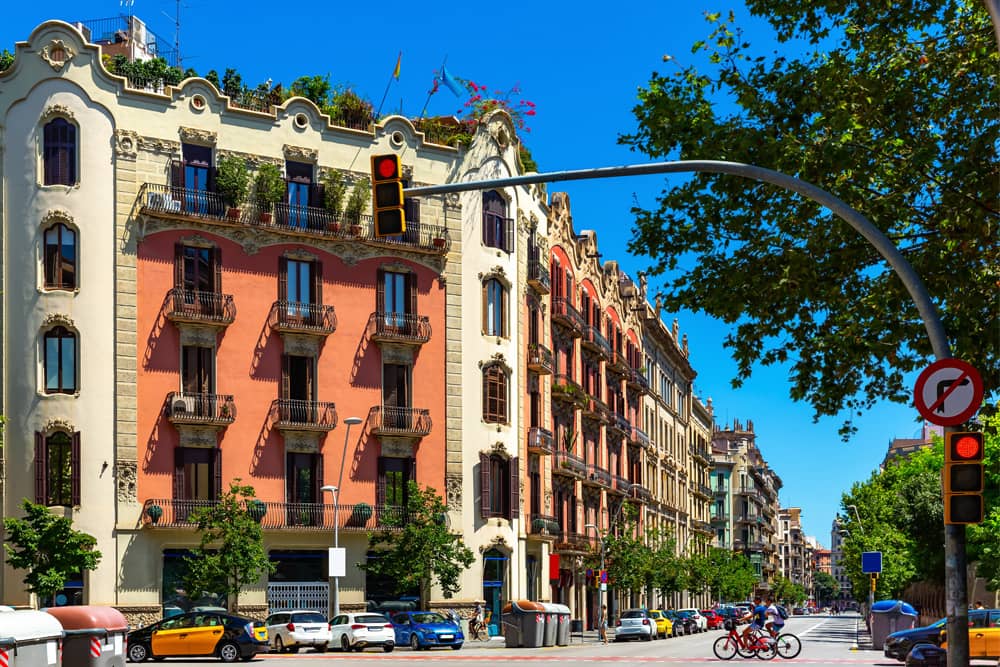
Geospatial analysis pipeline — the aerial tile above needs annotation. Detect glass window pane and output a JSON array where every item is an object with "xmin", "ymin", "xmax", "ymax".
[
  {"xmin": 45, "ymin": 336, "xmax": 60, "ymax": 389},
  {"xmin": 61, "ymin": 335, "xmax": 76, "ymax": 390}
]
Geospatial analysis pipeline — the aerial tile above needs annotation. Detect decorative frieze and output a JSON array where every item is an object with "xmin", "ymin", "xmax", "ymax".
[
  {"xmin": 445, "ymin": 473, "xmax": 462, "ymax": 506},
  {"xmin": 178, "ymin": 325, "xmax": 219, "ymax": 348},
  {"xmin": 40, "ymin": 209, "xmax": 74, "ymax": 227},
  {"xmin": 114, "ymin": 130, "xmax": 139, "ymax": 159},
  {"xmin": 115, "ymin": 460, "xmax": 137, "ymax": 503},
  {"xmin": 280, "ymin": 333, "xmax": 320, "ymax": 358},
  {"xmin": 39, "ymin": 40, "xmax": 75, "ymax": 71},
  {"xmin": 42, "ymin": 313, "xmax": 75, "ymax": 329},
  {"xmin": 136, "ymin": 135, "xmax": 181, "ymax": 156},
  {"xmin": 282, "ymin": 144, "xmax": 318, "ymax": 162},
  {"xmin": 179, "ymin": 126, "xmax": 217, "ymax": 146},
  {"xmin": 40, "ymin": 104, "xmax": 74, "ymax": 122},
  {"xmin": 283, "ymin": 432, "xmax": 321, "ymax": 453},
  {"xmin": 380, "ymin": 438, "xmax": 415, "ymax": 459},
  {"xmin": 42, "ymin": 417, "xmax": 75, "ymax": 434}
]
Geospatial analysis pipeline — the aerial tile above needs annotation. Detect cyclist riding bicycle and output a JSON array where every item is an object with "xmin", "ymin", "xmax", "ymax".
[
  {"xmin": 741, "ymin": 597, "xmax": 767, "ymax": 645},
  {"xmin": 764, "ymin": 597, "xmax": 784, "ymax": 636}
]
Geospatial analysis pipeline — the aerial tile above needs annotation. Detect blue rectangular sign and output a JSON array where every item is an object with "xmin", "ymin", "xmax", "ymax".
[{"xmin": 861, "ymin": 551, "xmax": 882, "ymax": 574}]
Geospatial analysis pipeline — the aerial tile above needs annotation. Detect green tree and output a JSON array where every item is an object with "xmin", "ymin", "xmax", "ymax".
[
  {"xmin": 289, "ymin": 74, "xmax": 332, "ymax": 106},
  {"xmin": 0, "ymin": 49, "xmax": 13, "ymax": 72},
  {"xmin": 814, "ymin": 571, "xmax": 840, "ymax": 606},
  {"xmin": 620, "ymin": 2, "xmax": 999, "ymax": 435},
  {"xmin": 704, "ymin": 548, "xmax": 757, "ymax": 602},
  {"xmin": 649, "ymin": 531, "xmax": 687, "ymax": 604},
  {"xmin": 3, "ymin": 499, "xmax": 102, "ymax": 605},
  {"xmin": 604, "ymin": 523, "xmax": 655, "ymax": 600},
  {"xmin": 359, "ymin": 482, "xmax": 474, "ymax": 608},
  {"xmin": 183, "ymin": 480, "xmax": 275, "ymax": 614}
]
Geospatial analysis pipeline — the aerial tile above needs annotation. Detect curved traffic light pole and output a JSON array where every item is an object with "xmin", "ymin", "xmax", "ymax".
[{"xmin": 408, "ymin": 159, "xmax": 970, "ymax": 665}]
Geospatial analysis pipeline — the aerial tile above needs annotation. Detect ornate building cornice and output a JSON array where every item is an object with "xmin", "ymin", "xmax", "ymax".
[{"xmin": 179, "ymin": 126, "xmax": 218, "ymax": 146}]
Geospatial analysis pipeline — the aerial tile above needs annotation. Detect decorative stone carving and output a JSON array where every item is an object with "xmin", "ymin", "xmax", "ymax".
[
  {"xmin": 280, "ymin": 333, "xmax": 319, "ymax": 358},
  {"xmin": 380, "ymin": 438, "xmax": 415, "ymax": 458},
  {"xmin": 116, "ymin": 460, "xmax": 138, "ymax": 503},
  {"xmin": 477, "ymin": 353, "xmax": 510, "ymax": 373},
  {"xmin": 284, "ymin": 432, "xmax": 321, "ymax": 453},
  {"xmin": 179, "ymin": 233, "xmax": 215, "ymax": 248},
  {"xmin": 178, "ymin": 325, "xmax": 218, "ymax": 348},
  {"xmin": 40, "ymin": 104, "xmax": 74, "ymax": 122},
  {"xmin": 179, "ymin": 126, "xmax": 217, "ymax": 146},
  {"xmin": 380, "ymin": 344, "xmax": 414, "ymax": 366},
  {"xmin": 114, "ymin": 130, "xmax": 139, "ymax": 159},
  {"xmin": 40, "ymin": 40, "xmax": 75, "ymax": 71},
  {"xmin": 283, "ymin": 249, "xmax": 318, "ymax": 262},
  {"xmin": 176, "ymin": 426, "xmax": 219, "ymax": 448},
  {"xmin": 379, "ymin": 261, "xmax": 413, "ymax": 275},
  {"xmin": 445, "ymin": 473, "xmax": 462, "ymax": 506},
  {"xmin": 479, "ymin": 535, "xmax": 511, "ymax": 554},
  {"xmin": 42, "ymin": 417, "xmax": 74, "ymax": 434},
  {"xmin": 42, "ymin": 313, "xmax": 75, "ymax": 329},
  {"xmin": 136, "ymin": 135, "xmax": 181, "ymax": 156},
  {"xmin": 283, "ymin": 144, "xmax": 318, "ymax": 162},
  {"xmin": 40, "ymin": 209, "xmax": 74, "ymax": 227}
]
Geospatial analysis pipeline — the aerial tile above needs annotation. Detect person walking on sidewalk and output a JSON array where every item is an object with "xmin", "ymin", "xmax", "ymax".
[{"xmin": 599, "ymin": 604, "xmax": 609, "ymax": 644}]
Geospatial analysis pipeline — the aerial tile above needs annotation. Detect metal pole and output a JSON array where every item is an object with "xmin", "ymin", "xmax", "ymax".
[{"xmin": 324, "ymin": 417, "xmax": 361, "ymax": 619}]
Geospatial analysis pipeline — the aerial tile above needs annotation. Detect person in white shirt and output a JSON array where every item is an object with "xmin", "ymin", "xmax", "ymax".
[{"xmin": 764, "ymin": 598, "xmax": 784, "ymax": 636}]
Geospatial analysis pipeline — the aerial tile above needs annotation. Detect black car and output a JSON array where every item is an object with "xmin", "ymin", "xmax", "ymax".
[
  {"xmin": 905, "ymin": 642, "xmax": 946, "ymax": 667},
  {"xmin": 884, "ymin": 617, "xmax": 946, "ymax": 661},
  {"xmin": 127, "ymin": 610, "xmax": 269, "ymax": 663},
  {"xmin": 665, "ymin": 610, "xmax": 696, "ymax": 635}
]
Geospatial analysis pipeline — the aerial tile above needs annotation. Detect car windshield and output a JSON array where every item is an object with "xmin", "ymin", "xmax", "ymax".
[
  {"xmin": 412, "ymin": 613, "xmax": 446, "ymax": 624},
  {"xmin": 649, "ymin": 611, "xmax": 662, "ymax": 619},
  {"xmin": 291, "ymin": 612, "xmax": 326, "ymax": 623},
  {"xmin": 621, "ymin": 610, "xmax": 645, "ymax": 619},
  {"xmin": 356, "ymin": 615, "xmax": 389, "ymax": 624}
]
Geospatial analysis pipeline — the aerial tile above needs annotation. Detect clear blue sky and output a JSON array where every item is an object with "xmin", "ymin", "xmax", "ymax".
[{"xmin": 3, "ymin": 1, "xmax": 928, "ymax": 544}]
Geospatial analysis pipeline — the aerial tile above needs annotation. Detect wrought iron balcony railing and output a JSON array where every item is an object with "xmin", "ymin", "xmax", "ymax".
[
  {"xmin": 609, "ymin": 413, "xmax": 631, "ymax": 438},
  {"xmin": 166, "ymin": 288, "xmax": 236, "ymax": 326},
  {"xmin": 527, "ymin": 427, "xmax": 554, "ymax": 455},
  {"xmin": 627, "ymin": 368, "xmax": 651, "ymax": 393},
  {"xmin": 165, "ymin": 392, "xmax": 236, "ymax": 425},
  {"xmin": 585, "ymin": 464, "xmax": 612, "ymax": 488},
  {"xmin": 273, "ymin": 399, "xmax": 338, "ymax": 432},
  {"xmin": 526, "ymin": 260, "xmax": 551, "ymax": 294},
  {"xmin": 368, "ymin": 405, "xmax": 432, "ymax": 438},
  {"xmin": 527, "ymin": 513, "xmax": 560, "ymax": 538},
  {"xmin": 552, "ymin": 450, "xmax": 588, "ymax": 479},
  {"xmin": 606, "ymin": 349, "xmax": 630, "ymax": 375},
  {"xmin": 628, "ymin": 485, "xmax": 652, "ymax": 503},
  {"xmin": 611, "ymin": 475, "xmax": 632, "ymax": 494},
  {"xmin": 581, "ymin": 325, "xmax": 611, "ymax": 359},
  {"xmin": 629, "ymin": 427, "xmax": 651, "ymax": 449},
  {"xmin": 550, "ymin": 297, "xmax": 584, "ymax": 336},
  {"xmin": 552, "ymin": 374, "xmax": 587, "ymax": 406},
  {"xmin": 526, "ymin": 342, "xmax": 553, "ymax": 375},
  {"xmin": 269, "ymin": 301, "xmax": 337, "ymax": 336},
  {"xmin": 581, "ymin": 397, "xmax": 610, "ymax": 424},
  {"xmin": 553, "ymin": 531, "xmax": 595, "ymax": 554},
  {"xmin": 140, "ymin": 498, "xmax": 409, "ymax": 530},
  {"xmin": 367, "ymin": 312, "xmax": 432, "ymax": 345}
]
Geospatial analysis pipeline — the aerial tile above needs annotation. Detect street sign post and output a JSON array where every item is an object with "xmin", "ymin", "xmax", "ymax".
[{"xmin": 861, "ymin": 551, "xmax": 883, "ymax": 574}]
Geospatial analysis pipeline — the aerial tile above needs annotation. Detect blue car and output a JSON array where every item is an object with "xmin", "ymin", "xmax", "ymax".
[{"xmin": 390, "ymin": 611, "xmax": 464, "ymax": 650}]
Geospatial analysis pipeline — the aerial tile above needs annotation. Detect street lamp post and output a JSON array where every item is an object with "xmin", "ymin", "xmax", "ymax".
[
  {"xmin": 321, "ymin": 415, "xmax": 362, "ymax": 618},
  {"xmin": 584, "ymin": 484, "xmax": 641, "ymax": 626}
]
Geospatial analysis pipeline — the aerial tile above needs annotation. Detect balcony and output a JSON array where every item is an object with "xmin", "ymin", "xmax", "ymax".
[
  {"xmin": 552, "ymin": 374, "xmax": 587, "ymax": 407},
  {"xmin": 609, "ymin": 413, "xmax": 631, "ymax": 438},
  {"xmin": 165, "ymin": 288, "xmax": 236, "ymax": 327},
  {"xmin": 273, "ymin": 399, "xmax": 338, "ymax": 433},
  {"xmin": 527, "ymin": 513, "xmax": 560, "ymax": 539},
  {"xmin": 526, "ymin": 343, "xmax": 553, "ymax": 375},
  {"xmin": 629, "ymin": 426, "xmax": 651, "ymax": 449},
  {"xmin": 585, "ymin": 464, "xmax": 612, "ymax": 488},
  {"xmin": 581, "ymin": 396, "xmax": 610, "ymax": 424},
  {"xmin": 581, "ymin": 325, "xmax": 611, "ymax": 359},
  {"xmin": 367, "ymin": 312, "xmax": 431, "ymax": 346},
  {"xmin": 691, "ymin": 519, "xmax": 713, "ymax": 533},
  {"xmin": 710, "ymin": 510, "xmax": 730, "ymax": 522},
  {"xmin": 165, "ymin": 392, "xmax": 235, "ymax": 427},
  {"xmin": 269, "ymin": 301, "xmax": 337, "ymax": 337},
  {"xmin": 553, "ymin": 531, "xmax": 595, "ymax": 554},
  {"xmin": 552, "ymin": 450, "xmax": 588, "ymax": 479},
  {"xmin": 628, "ymin": 485, "xmax": 652, "ymax": 504},
  {"xmin": 714, "ymin": 486, "xmax": 729, "ymax": 496},
  {"xmin": 735, "ymin": 486, "xmax": 755, "ymax": 496},
  {"xmin": 612, "ymin": 475, "xmax": 633, "ymax": 495},
  {"xmin": 606, "ymin": 350, "xmax": 630, "ymax": 375},
  {"xmin": 140, "ymin": 498, "xmax": 409, "ymax": 530},
  {"xmin": 627, "ymin": 368, "xmax": 650, "ymax": 394},
  {"xmin": 526, "ymin": 260, "xmax": 551, "ymax": 294},
  {"xmin": 692, "ymin": 483, "xmax": 713, "ymax": 498},
  {"xmin": 527, "ymin": 427, "xmax": 554, "ymax": 455},
  {"xmin": 368, "ymin": 406, "xmax": 431, "ymax": 438},
  {"xmin": 551, "ymin": 297, "xmax": 584, "ymax": 336},
  {"xmin": 689, "ymin": 446, "xmax": 711, "ymax": 464},
  {"xmin": 139, "ymin": 183, "xmax": 451, "ymax": 254}
]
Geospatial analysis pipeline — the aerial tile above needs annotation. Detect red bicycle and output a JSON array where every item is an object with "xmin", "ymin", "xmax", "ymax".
[{"xmin": 713, "ymin": 623, "xmax": 777, "ymax": 660}]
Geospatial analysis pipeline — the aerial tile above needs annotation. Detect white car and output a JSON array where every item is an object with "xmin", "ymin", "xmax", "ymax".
[
  {"xmin": 264, "ymin": 610, "xmax": 329, "ymax": 653},
  {"xmin": 615, "ymin": 608, "xmax": 658, "ymax": 641},
  {"xmin": 678, "ymin": 608, "xmax": 708, "ymax": 632},
  {"xmin": 329, "ymin": 612, "xmax": 395, "ymax": 652}
]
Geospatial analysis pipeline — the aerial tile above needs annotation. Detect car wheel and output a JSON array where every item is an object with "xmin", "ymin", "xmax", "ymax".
[
  {"xmin": 315, "ymin": 645, "xmax": 327, "ymax": 653},
  {"xmin": 384, "ymin": 644, "xmax": 395, "ymax": 653},
  {"xmin": 217, "ymin": 641, "xmax": 242, "ymax": 663},
  {"xmin": 274, "ymin": 636, "xmax": 286, "ymax": 654},
  {"xmin": 128, "ymin": 642, "xmax": 150, "ymax": 663},
  {"xmin": 643, "ymin": 632, "xmax": 652, "ymax": 641},
  {"xmin": 451, "ymin": 644, "xmax": 463, "ymax": 650},
  {"xmin": 410, "ymin": 634, "xmax": 421, "ymax": 651},
  {"xmin": 341, "ymin": 635, "xmax": 351, "ymax": 652}
]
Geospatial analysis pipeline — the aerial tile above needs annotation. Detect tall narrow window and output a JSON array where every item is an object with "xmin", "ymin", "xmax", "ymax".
[
  {"xmin": 281, "ymin": 354, "xmax": 316, "ymax": 423},
  {"xmin": 44, "ymin": 224, "xmax": 77, "ymax": 289},
  {"xmin": 181, "ymin": 345, "xmax": 215, "ymax": 418},
  {"xmin": 174, "ymin": 446, "xmax": 218, "ymax": 501},
  {"xmin": 383, "ymin": 363, "xmax": 411, "ymax": 429},
  {"xmin": 377, "ymin": 457, "xmax": 414, "ymax": 524},
  {"xmin": 286, "ymin": 451, "xmax": 321, "ymax": 526},
  {"xmin": 378, "ymin": 270, "xmax": 415, "ymax": 332},
  {"xmin": 480, "ymin": 453, "xmax": 518, "ymax": 519},
  {"xmin": 286, "ymin": 161, "xmax": 313, "ymax": 229},
  {"xmin": 173, "ymin": 144, "xmax": 215, "ymax": 215},
  {"xmin": 483, "ymin": 278, "xmax": 507, "ymax": 337},
  {"xmin": 43, "ymin": 118, "xmax": 77, "ymax": 186},
  {"xmin": 44, "ymin": 326, "xmax": 77, "ymax": 393},
  {"xmin": 280, "ymin": 258, "xmax": 322, "ymax": 322},
  {"xmin": 482, "ymin": 191, "xmax": 510, "ymax": 251},
  {"xmin": 36, "ymin": 431, "xmax": 80, "ymax": 507},
  {"xmin": 175, "ymin": 244, "xmax": 222, "ymax": 319},
  {"xmin": 482, "ymin": 364, "xmax": 508, "ymax": 424}
]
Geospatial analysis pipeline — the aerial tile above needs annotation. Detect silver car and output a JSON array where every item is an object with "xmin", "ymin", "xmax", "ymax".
[
  {"xmin": 265, "ymin": 610, "xmax": 329, "ymax": 653},
  {"xmin": 615, "ymin": 608, "xmax": 657, "ymax": 641}
]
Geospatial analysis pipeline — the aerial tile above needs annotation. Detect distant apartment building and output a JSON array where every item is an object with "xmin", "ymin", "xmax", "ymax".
[
  {"xmin": 882, "ymin": 422, "xmax": 942, "ymax": 467},
  {"xmin": 778, "ymin": 508, "xmax": 812, "ymax": 592},
  {"xmin": 830, "ymin": 519, "xmax": 853, "ymax": 603}
]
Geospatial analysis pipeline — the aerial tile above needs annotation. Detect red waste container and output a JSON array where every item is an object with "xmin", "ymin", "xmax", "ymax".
[{"xmin": 46, "ymin": 606, "xmax": 129, "ymax": 667}]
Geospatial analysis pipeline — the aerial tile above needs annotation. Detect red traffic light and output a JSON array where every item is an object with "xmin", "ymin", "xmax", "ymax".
[
  {"xmin": 946, "ymin": 432, "xmax": 984, "ymax": 462},
  {"xmin": 371, "ymin": 154, "xmax": 400, "ymax": 182}
]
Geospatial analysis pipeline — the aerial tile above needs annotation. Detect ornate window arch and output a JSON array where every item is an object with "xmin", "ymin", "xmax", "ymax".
[
  {"xmin": 482, "ymin": 275, "xmax": 508, "ymax": 338},
  {"xmin": 35, "ymin": 427, "xmax": 80, "ymax": 507},
  {"xmin": 42, "ymin": 220, "xmax": 78, "ymax": 290},
  {"xmin": 42, "ymin": 115, "xmax": 78, "ymax": 186}
]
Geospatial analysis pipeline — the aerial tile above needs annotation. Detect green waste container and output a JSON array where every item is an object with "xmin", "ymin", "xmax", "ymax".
[
  {"xmin": 0, "ymin": 609, "xmax": 64, "ymax": 666},
  {"xmin": 46, "ymin": 606, "xmax": 129, "ymax": 667}
]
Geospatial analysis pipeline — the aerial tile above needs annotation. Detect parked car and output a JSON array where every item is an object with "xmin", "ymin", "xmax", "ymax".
[
  {"xmin": 884, "ymin": 618, "xmax": 948, "ymax": 661},
  {"xmin": 664, "ymin": 610, "xmax": 694, "ymax": 635},
  {"xmin": 615, "ymin": 608, "xmax": 657, "ymax": 641},
  {"xmin": 678, "ymin": 608, "xmax": 707, "ymax": 632},
  {"xmin": 264, "ymin": 610, "xmax": 329, "ymax": 654},
  {"xmin": 938, "ymin": 610, "xmax": 1000, "ymax": 661},
  {"xmin": 648, "ymin": 609, "xmax": 673, "ymax": 637},
  {"xmin": 674, "ymin": 610, "xmax": 701, "ymax": 634},
  {"xmin": 905, "ymin": 642, "xmax": 947, "ymax": 667},
  {"xmin": 126, "ymin": 610, "xmax": 268, "ymax": 663},
  {"xmin": 701, "ymin": 609, "xmax": 724, "ymax": 630},
  {"xmin": 329, "ymin": 612, "xmax": 395, "ymax": 652},
  {"xmin": 390, "ymin": 611, "xmax": 464, "ymax": 650}
]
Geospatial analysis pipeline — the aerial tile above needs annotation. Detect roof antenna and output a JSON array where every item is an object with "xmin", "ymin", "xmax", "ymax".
[{"xmin": 161, "ymin": 0, "xmax": 182, "ymax": 68}]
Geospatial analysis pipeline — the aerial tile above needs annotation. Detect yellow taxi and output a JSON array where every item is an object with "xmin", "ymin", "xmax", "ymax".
[
  {"xmin": 648, "ymin": 609, "xmax": 674, "ymax": 638},
  {"xmin": 126, "ymin": 610, "xmax": 269, "ymax": 662}
]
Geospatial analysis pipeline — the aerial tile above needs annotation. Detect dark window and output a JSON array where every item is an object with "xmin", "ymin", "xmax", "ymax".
[
  {"xmin": 174, "ymin": 446, "xmax": 219, "ymax": 501},
  {"xmin": 483, "ymin": 278, "xmax": 507, "ymax": 337},
  {"xmin": 286, "ymin": 161, "xmax": 313, "ymax": 228},
  {"xmin": 482, "ymin": 364, "xmax": 508, "ymax": 424},
  {"xmin": 43, "ymin": 118, "xmax": 77, "ymax": 186},
  {"xmin": 529, "ymin": 457, "xmax": 541, "ymax": 515},
  {"xmin": 35, "ymin": 431, "xmax": 80, "ymax": 506},
  {"xmin": 282, "ymin": 354, "xmax": 315, "ymax": 402},
  {"xmin": 44, "ymin": 224, "xmax": 77, "ymax": 289},
  {"xmin": 377, "ymin": 457, "xmax": 414, "ymax": 523},
  {"xmin": 482, "ymin": 191, "xmax": 511, "ymax": 252},
  {"xmin": 528, "ymin": 304, "xmax": 540, "ymax": 345},
  {"xmin": 383, "ymin": 364, "xmax": 410, "ymax": 410},
  {"xmin": 287, "ymin": 452, "xmax": 319, "ymax": 504},
  {"xmin": 181, "ymin": 345, "xmax": 214, "ymax": 395},
  {"xmin": 44, "ymin": 326, "xmax": 77, "ymax": 393},
  {"xmin": 480, "ymin": 453, "xmax": 518, "ymax": 520},
  {"xmin": 180, "ymin": 245, "xmax": 215, "ymax": 291}
]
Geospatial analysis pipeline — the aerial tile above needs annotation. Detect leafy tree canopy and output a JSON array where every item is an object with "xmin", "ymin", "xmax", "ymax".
[
  {"xmin": 814, "ymin": 570, "xmax": 840, "ymax": 605},
  {"xmin": 620, "ymin": 1, "xmax": 998, "ymax": 436},
  {"xmin": 705, "ymin": 547, "xmax": 758, "ymax": 602},
  {"xmin": 3, "ymin": 499, "xmax": 101, "ymax": 603},
  {"xmin": 359, "ymin": 482, "xmax": 474, "ymax": 608}
]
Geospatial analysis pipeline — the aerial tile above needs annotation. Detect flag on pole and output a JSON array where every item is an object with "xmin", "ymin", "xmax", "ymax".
[
  {"xmin": 392, "ymin": 52, "xmax": 402, "ymax": 80},
  {"xmin": 439, "ymin": 65, "xmax": 464, "ymax": 97}
]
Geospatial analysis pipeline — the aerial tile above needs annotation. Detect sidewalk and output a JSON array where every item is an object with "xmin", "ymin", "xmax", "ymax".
[
  {"xmin": 467, "ymin": 627, "xmax": 609, "ymax": 649},
  {"xmin": 854, "ymin": 616, "xmax": 873, "ymax": 650}
]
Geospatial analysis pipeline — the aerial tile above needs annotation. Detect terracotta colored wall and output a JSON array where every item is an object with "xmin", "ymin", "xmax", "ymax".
[{"xmin": 136, "ymin": 230, "xmax": 447, "ymax": 505}]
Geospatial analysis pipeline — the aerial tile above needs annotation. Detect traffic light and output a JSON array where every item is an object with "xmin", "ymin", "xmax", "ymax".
[
  {"xmin": 370, "ymin": 154, "xmax": 405, "ymax": 237},
  {"xmin": 943, "ymin": 431, "xmax": 985, "ymax": 525}
]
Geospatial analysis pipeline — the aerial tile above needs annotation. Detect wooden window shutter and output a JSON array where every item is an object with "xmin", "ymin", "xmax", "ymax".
[
  {"xmin": 313, "ymin": 260, "xmax": 323, "ymax": 305},
  {"xmin": 173, "ymin": 447, "xmax": 185, "ymax": 500},
  {"xmin": 314, "ymin": 453, "xmax": 325, "ymax": 502},
  {"xmin": 207, "ymin": 165, "xmax": 217, "ymax": 193},
  {"xmin": 174, "ymin": 243, "xmax": 185, "ymax": 288},
  {"xmin": 34, "ymin": 432, "xmax": 46, "ymax": 504},
  {"xmin": 278, "ymin": 256, "xmax": 288, "ymax": 300},
  {"xmin": 309, "ymin": 182, "xmax": 325, "ymax": 209},
  {"xmin": 71, "ymin": 431, "xmax": 81, "ymax": 506},
  {"xmin": 480, "ymin": 452, "xmax": 491, "ymax": 518},
  {"xmin": 281, "ymin": 354, "xmax": 290, "ymax": 400},
  {"xmin": 213, "ymin": 448, "xmax": 222, "ymax": 500},
  {"xmin": 482, "ymin": 369, "xmax": 489, "ymax": 422},
  {"xmin": 212, "ymin": 246, "xmax": 222, "ymax": 292},
  {"xmin": 376, "ymin": 457, "xmax": 387, "ymax": 506},
  {"xmin": 376, "ymin": 269, "xmax": 386, "ymax": 313},
  {"xmin": 508, "ymin": 456, "xmax": 519, "ymax": 521},
  {"xmin": 407, "ymin": 273, "xmax": 417, "ymax": 316},
  {"xmin": 505, "ymin": 217, "xmax": 514, "ymax": 254},
  {"xmin": 285, "ymin": 452, "xmax": 294, "ymax": 504},
  {"xmin": 481, "ymin": 282, "xmax": 487, "ymax": 335},
  {"xmin": 170, "ymin": 159, "xmax": 184, "ymax": 188},
  {"xmin": 499, "ymin": 369, "xmax": 508, "ymax": 423}
]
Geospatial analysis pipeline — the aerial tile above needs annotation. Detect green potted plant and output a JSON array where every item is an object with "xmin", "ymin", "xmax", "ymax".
[
  {"xmin": 146, "ymin": 503, "xmax": 164, "ymax": 525},
  {"xmin": 322, "ymin": 169, "xmax": 348, "ymax": 233},
  {"xmin": 254, "ymin": 162, "xmax": 285, "ymax": 224},
  {"xmin": 247, "ymin": 499, "xmax": 267, "ymax": 522},
  {"xmin": 347, "ymin": 502, "xmax": 373, "ymax": 527},
  {"xmin": 216, "ymin": 155, "xmax": 249, "ymax": 220},
  {"xmin": 344, "ymin": 177, "xmax": 370, "ymax": 235}
]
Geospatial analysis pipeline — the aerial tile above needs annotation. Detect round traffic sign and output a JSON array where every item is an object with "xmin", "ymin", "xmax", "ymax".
[{"xmin": 913, "ymin": 358, "xmax": 984, "ymax": 426}]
